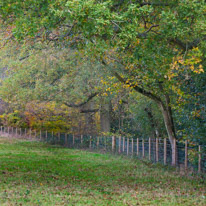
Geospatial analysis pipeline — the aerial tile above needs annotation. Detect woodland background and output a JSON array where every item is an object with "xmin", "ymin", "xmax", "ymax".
[{"xmin": 0, "ymin": 1, "xmax": 205, "ymax": 164}]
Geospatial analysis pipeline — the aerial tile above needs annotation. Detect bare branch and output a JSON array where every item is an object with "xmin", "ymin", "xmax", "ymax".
[
  {"xmin": 64, "ymin": 92, "xmax": 98, "ymax": 108},
  {"xmin": 80, "ymin": 109, "xmax": 99, "ymax": 113},
  {"xmin": 169, "ymin": 38, "xmax": 201, "ymax": 51},
  {"xmin": 137, "ymin": 24, "xmax": 159, "ymax": 38}
]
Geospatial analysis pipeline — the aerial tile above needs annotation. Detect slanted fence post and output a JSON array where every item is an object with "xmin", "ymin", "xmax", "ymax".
[
  {"xmin": 198, "ymin": 145, "xmax": 201, "ymax": 173},
  {"xmin": 185, "ymin": 140, "xmax": 188, "ymax": 170},
  {"xmin": 164, "ymin": 138, "xmax": 167, "ymax": 165},
  {"xmin": 149, "ymin": 137, "xmax": 151, "ymax": 161}
]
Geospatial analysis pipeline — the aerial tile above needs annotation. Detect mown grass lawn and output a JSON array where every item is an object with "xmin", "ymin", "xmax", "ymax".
[{"xmin": 0, "ymin": 137, "xmax": 205, "ymax": 206}]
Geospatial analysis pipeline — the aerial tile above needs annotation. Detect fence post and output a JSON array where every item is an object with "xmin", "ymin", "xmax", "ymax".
[
  {"xmin": 149, "ymin": 137, "xmax": 151, "ymax": 161},
  {"xmin": 198, "ymin": 145, "xmax": 201, "ymax": 173},
  {"xmin": 65, "ymin": 133, "xmax": 67, "ymax": 146},
  {"xmin": 35, "ymin": 130, "xmax": 37, "ymax": 139},
  {"xmin": 119, "ymin": 136, "xmax": 121, "ymax": 153},
  {"xmin": 137, "ymin": 138, "xmax": 139, "ymax": 156},
  {"xmin": 112, "ymin": 136, "xmax": 115, "ymax": 152},
  {"xmin": 81, "ymin": 135, "xmax": 83, "ymax": 144},
  {"xmin": 89, "ymin": 136, "xmax": 92, "ymax": 149},
  {"xmin": 0, "ymin": 126, "xmax": 2, "ymax": 133},
  {"xmin": 72, "ymin": 134, "xmax": 75, "ymax": 146},
  {"xmin": 114, "ymin": 136, "xmax": 116, "ymax": 152},
  {"xmin": 123, "ymin": 137, "xmax": 125, "ymax": 153},
  {"xmin": 16, "ymin": 127, "xmax": 18, "ymax": 137},
  {"xmin": 174, "ymin": 138, "xmax": 177, "ymax": 166},
  {"xmin": 45, "ymin": 130, "xmax": 48, "ymax": 141},
  {"xmin": 29, "ymin": 128, "xmax": 32, "ymax": 138},
  {"xmin": 142, "ymin": 139, "xmax": 145, "ymax": 158},
  {"xmin": 12, "ymin": 127, "xmax": 14, "ymax": 135},
  {"xmin": 52, "ymin": 131, "xmax": 54, "ymax": 143},
  {"xmin": 185, "ymin": 140, "xmax": 188, "ymax": 170},
  {"xmin": 127, "ymin": 138, "xmax": 129, "ymax": 155},
  {"xmin": 20, "ymin": 128, "xmax": 22, "ymax": 137},
  {"xmin": 156, "ymin": 138, "xmax": 159, "ymax": 162},
  {"xmin": 8, "ymin": 127, "xmax": 10, "ymax": 135},
  {"xmin": 58, "ymin": 132, "xmax": 60, "ymax": 143},
  {"xmin": 132, "ymin": 138, "xmax": 134, "ymax": 156},
  {"xmin": 25, "ymin": 128, "xmax": 27, "ymax": 137},
  {"xmin": 40, "ymin": 130, "xmax": 42, "ymax": 140},
  {"xmin": 96, "ymin": 136, "xmax": 99, "ymax": 149},
  {"xmin": 164, "ymin": 138, "xmax": 167, "ymax": 165}
]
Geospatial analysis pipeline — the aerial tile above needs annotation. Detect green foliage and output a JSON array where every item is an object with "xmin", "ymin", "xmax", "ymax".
[
  {"xmin": 0, "ymin": 0, "xmax": 205, "ymax": 142},
  {"xmin": 0, "ymin": 110, "xmax": 26, "ymax": 128}
]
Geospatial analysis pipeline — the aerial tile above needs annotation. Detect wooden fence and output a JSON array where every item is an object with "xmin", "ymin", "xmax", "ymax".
[{"xmin": 0, "ymin": 126, "xmax": 205, "ymax": 174}]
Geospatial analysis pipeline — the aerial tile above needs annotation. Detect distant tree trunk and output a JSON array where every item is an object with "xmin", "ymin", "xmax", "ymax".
[
  {"xmin": 82, "ymin": 102, "xmax": 96, "ymax": 135},
  {"xmin": 100, "ymin": 99, "xmax": 111, "ymax": 133},
  {"xmin": 144, "ymin": 106, "xmax": 160, "ymax": 138}
]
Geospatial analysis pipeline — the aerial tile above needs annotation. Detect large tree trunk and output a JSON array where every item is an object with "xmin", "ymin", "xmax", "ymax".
[
  {"xmin": 112, "ymin": 72, "xmax": 177, "ymax": 166},
  {"xmin": 159, "ymin": 101, "xmax": 177, "ymax": 166}
]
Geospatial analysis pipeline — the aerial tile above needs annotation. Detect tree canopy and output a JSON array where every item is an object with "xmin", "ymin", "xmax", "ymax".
[{"xmin": 0, "ymin": 0, "xmax": 205, "ymax": 164}]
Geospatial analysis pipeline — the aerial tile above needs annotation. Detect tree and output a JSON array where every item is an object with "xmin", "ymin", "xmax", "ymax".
[{"xmin": 1, "ymin": 0, "xmax": 205, "ymax": 165}]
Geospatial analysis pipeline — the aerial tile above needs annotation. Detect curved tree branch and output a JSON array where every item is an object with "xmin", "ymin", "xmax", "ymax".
[
  {"xmin": 63, "ymin": 92, "xmax": 98, "ymax": 108},
  {"xmin": 113, "ymin": 71, "xmax": 164, "ymax": 106}
]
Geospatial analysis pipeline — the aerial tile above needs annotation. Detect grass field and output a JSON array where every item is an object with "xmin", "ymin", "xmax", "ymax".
[{"xmin": 0, "ymin": 137, "xmax": 205, "ymax": 206}]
